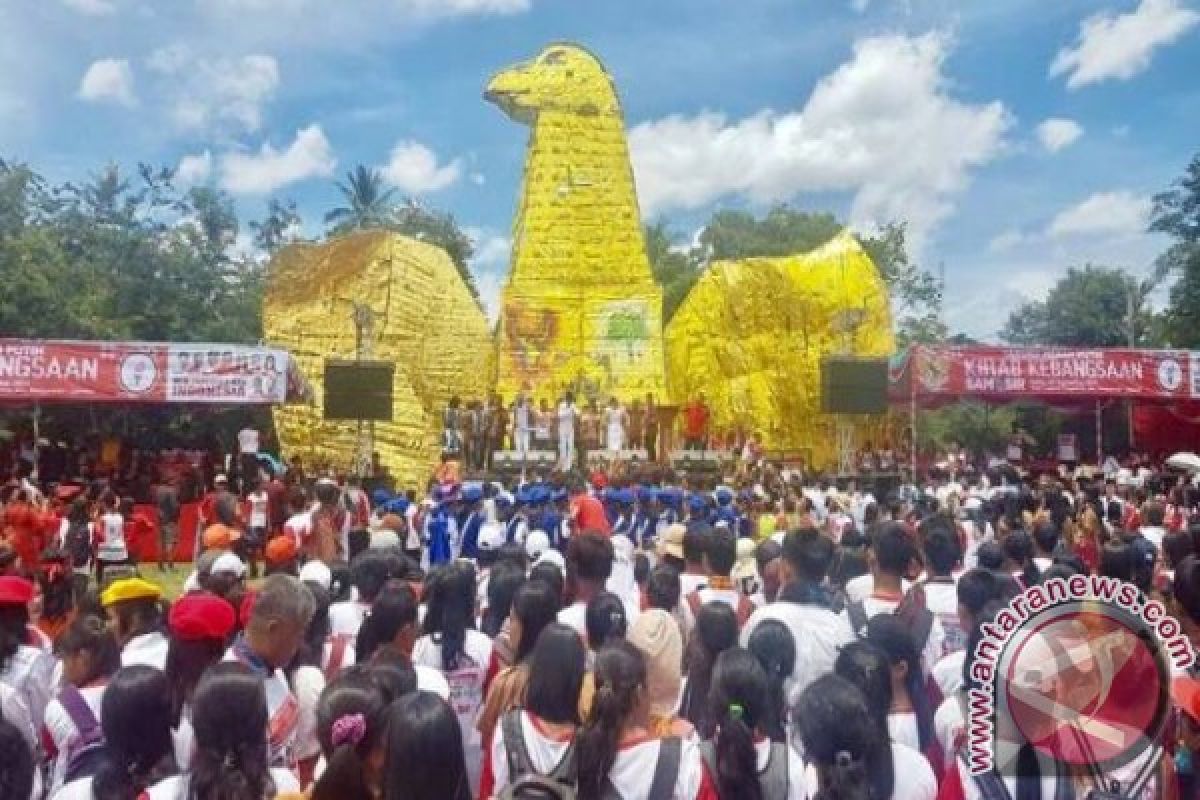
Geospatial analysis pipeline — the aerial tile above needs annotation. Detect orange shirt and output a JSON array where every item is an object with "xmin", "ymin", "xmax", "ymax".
[
  {"xmin": 683, "ymin": 402, "xmax": 710, "ymax": 438},
  {"xmin": 571, "ymin": 494, "xmax": 611, "ymax": 535}
]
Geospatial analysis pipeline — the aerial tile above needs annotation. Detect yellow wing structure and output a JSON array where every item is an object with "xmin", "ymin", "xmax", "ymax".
[
  {"xmin": 263, "ymin": 231, "xmax": 491, "ymax": 488},
  {"xmin": 665, "ymin": 231, "xmax": 895, "ymax": 469},
  {"xmin": 486, "ymin": 43, "xmax": 667, "ymax": 405}
]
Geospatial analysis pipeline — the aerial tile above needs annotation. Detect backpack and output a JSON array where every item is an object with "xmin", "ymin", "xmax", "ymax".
[
  {"xmin": 60, "ymin": 685, "xmax": 106, "ymax": 784},
  {"xmin": 686, "ymin": 589, "xmax": 754, "ymax": 628},
  {"xmin": 65, "ymin": 521, "xmax": 92, "ymax": 569},
  {"xmin": 846, "ymin": 587, "xmax": 934, "ymax": 654},
  {"xmin": 700, "ymin": 739, "xmax": 789, "ymax": 800},
  {"xmin": 497, "ymin": 710, "xmax": 578, "ymax": 800}
]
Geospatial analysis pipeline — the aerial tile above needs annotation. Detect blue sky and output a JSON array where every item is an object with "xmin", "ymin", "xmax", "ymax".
[{"xmin": 2, "ymin": 0, "xmax": 1198, "ymax": 339}]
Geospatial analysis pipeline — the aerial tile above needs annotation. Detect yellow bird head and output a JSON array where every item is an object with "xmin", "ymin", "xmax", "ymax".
[{"xmin": 485, "ymin": 43, "xmax": 620, "ymax": 123}]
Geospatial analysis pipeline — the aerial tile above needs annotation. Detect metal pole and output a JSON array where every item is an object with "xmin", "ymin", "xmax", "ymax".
[
  {"xmin": 1127, "ymin": 278, "xmax": 1137, "ymax": 452},
  {"xmin": 1095, "ymin": 400, "xmax": 1103, "ymax": 467},
  {"xmin": 31, "ymin": 402, "xmax": 40, "ymax": 483}
]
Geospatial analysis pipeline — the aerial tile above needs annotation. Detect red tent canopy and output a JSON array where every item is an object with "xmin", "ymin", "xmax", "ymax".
[{"xmin": 0, "ymin": 339, "xmax": 312, "ymax": 405}]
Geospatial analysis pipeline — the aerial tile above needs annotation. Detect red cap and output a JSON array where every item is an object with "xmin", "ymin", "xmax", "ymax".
[
  {"xmin": 0, "ymin": 576, "xmax": 34, "ymax": 606},
  {"xmin": 168, "ymin": 592, "xmax": 236, "ymax": 642},
  {"xmin": 264, "ymin": 536, "xmax": 298, "ymax": 565}
]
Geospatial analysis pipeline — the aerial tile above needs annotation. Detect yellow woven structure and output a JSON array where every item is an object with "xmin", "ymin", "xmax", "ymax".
[
  {"xmin": 485, "ymin": 43, "xmax": 667, "ymax": 405},
  {"xmin": 263, "ymin": 231, "xmax": 491, "ymax": 488},
  {"xmin": 665, "ymin": 232, "xmax": 894, "ymax": 469}
]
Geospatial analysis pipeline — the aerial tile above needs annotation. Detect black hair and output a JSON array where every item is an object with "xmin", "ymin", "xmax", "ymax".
[
  {"xmin": 865, "ymin": 614, "xmax": 934, "ymax": 751},
  {"xmin": 351, "ymin": 551, "xmax": 393, "ymax": 604},
  {"xmin": 1144, "ymin": 501, "xmax": 1166, "ymax": 527},
  {"xmin": 528, "ymin": 562, "xmax": 564, "ymax": 605},
  {"xmin": 165, "ymin": 633, "xmax": 228, "ymax": 728},
  {"xmin": 956, "ymin": 568, "xmax": 1005, "ymax": 625},
  {"xmin": 382, "ymin": 692, "xmax": 471, "ymax": 800},
  {"xmin": 58, "ymin": 614, "xmax": 122, "ymax": 684},
  {"xmin": 585, "ymin": 591, "xmax": 627, "ymax": 652},
  {"xmin": 1100, "ymin": 541, "xmax": 1134, "ymax": 582},
  {"xmin": 682, "ymin": 601, "xmax": 740, "ymax": 737},
  {"xmin": 976, "ymin": 540, "xmax": 1005, "ymax": 571},
  {"xmin": 1032, "ymin": 520, "xmax": 1059, "ymax": 556},
  {"xmin": 482, "ymin": 563, "xmax": 525, "ymax": 638},
  {"xmin": 93, "ymin": 666, "xmax": 176, "ymax": 800},
  {"xmin": 0, "ymin": 604, "xmax": 26, "ymax": 673},
  {"xmin": 706, "ymin": 527, "xmax": 737, "ymax": 576},
  {"xmin": 291, "ymin": 581, "xmax": 331, "ymax": 674},
  {"xmin": 755, "ymin": 539, "xmax": 783, "ymax": 573},
  {"xmin": 1165, "ymin": 530, "xmax": 1193, "ymax": 570},
  {"xmin": 512, "ymin": 580, "xmax": 560, "ymax": 664},
  {"xmin": 782, "ymin": 528, "xmax": 835, "ymax": 583},
  {"xmin": 37, "ymin": 551, "xmax": 75, "ymax": 624},
  {"xmin": 834, "ymin": 640, "xmax": 894, "ymax": 738},
  {"xmin": 873, "ymin": 522, "xmax": 918, "ymax": 577},
  {"xmin": 526, "ymin": 623, "xmax": 587, "ymax": 725},
  {"xmin": 328, "ymin": 560, "xmax": 354, "ymax": 604},
  {"xmin": 746, "ymin": 619, "xmax": 795, "ymax": 741},
  {"xmin": 683, "ymin": 524, "xmax": 709, "ymax": 564},
  {"xmin": 356, "ymin": 583, "xmax": 419, "ymax": 665},
  {"xmin": 646, "ymin": 564, "xmax": 681, "ymax": 612},
  {"xmin": 708, "ymin": 648, "xmax": 769, "ymax": 800},
  {"xmin": 567, "ymin": 532, "xmax": 614, "ymax": 585},
  {"xmin": 367, "ymin": 646, "xmax": 418, "ymax": 703},
  {"xmin": 577, "ymin": 641, "xmax": 646, "ymax": 800},
  {"xmin": 923, "ymin": 527, "xmax": 961, "ymax": 576},
  {"xmin": 316, "ymin": 481, "xmax": 342, "ymax": 506},
  {"xmin": 496, "ymin": 543, "xmax": 528, "ymax": 573},
  {"xmin": 633, "ymin": 553, "xmax": 650, "ymax": 586},
  {"xmin": 1003, "ymin": 529, "xmax": 1040, "ymax": 587},
  {"xmin": 421, "ymin": 560, "xmax": 477, "ymax": 671},
  {"xmin": 796, "ymin": 674, "xmax": 894, "ymax": 800},
  {"xmin": 313, "ymin": 666, "xmax": 390, "ymax": 800},
  {"xmin": 0, "ymin": 716, "xmax": 33, "ymax": 800},
  {"xmin": 190, "ymin": 662, "xmax": 275, "ymax": 800}
]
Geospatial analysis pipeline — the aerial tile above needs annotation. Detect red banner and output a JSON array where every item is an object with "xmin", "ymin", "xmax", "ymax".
[
  {"xmin": 904, "ymin": 346, "xmax": 1200, "ymax": 401},
  {"xmin": 0, "ymin": 340, "xmax": 294, "ymax": 404}
]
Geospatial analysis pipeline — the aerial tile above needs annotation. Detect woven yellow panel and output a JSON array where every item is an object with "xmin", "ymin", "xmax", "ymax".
[
  {"xmin": 263, "ymin": 231, "xmax": 492, "ymax": 488},
  {"xmin": 486, "ymin": 43, "xmax": 667, "ymax": 406},
  {"xmin": 664, "ymin": 232, "xmax": 895, "ymax": 469}
]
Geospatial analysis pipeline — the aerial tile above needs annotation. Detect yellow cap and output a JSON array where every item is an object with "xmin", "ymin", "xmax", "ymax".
[{"xmin": 100, "ymin": 577, "xmax": 163, "ymax": 608}]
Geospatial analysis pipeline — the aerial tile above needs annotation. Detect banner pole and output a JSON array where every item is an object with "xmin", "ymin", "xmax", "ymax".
[{"xmin": 1095, "ymin": 399, "xmax": 1103, "ymax": 467}]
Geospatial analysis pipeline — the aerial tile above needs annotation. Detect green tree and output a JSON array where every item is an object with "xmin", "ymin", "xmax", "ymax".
[
  {"xmin": 391, "ymin": 200, "xmax": 479, "ymax": 302},
  {"xmin": 251, "ymin": 197, "xmax": 303, "ymax": 255},
  {"xmin": 324, "ymin": 165, "xmax": 397, "ymax": 233},
  {"xmin": 644, "ymin": 222, "xmax": 700, "ymax": 321},
  {"xmin": 1153, "ymin": 154, "xmax": 1200, "ymax": 346},
  {"xmin": 999, "ymin": 265, "xmax": 1157, "ymax": 347}
]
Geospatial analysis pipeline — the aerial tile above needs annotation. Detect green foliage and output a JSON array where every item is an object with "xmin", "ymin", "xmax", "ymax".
[
  {"xmin": 324, "ymin": 165, "xmax": 398, "ymax": 233},
  {"xmin": 1154, "ymin": 154, "xmax": 1200, "ymax": 347},
  {"xmin": 644, "ymin": 205, "xmax": 944, "ymax": 345},
  {"xmin": 999, "ymin": 265, "xmax": 1158, "ymax": 347}
]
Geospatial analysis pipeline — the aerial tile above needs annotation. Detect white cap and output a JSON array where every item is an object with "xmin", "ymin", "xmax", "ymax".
[
  {"xmin": 525, "ymin": 530, "xmax": 551, "ymax": 560},
  {"xmin": 210, "ymin": 552, "xmax": 246, "ymax": 578},
  {"xmin": 214, "ymin": 474, "xmax": 228, "ymax": 484},
  {"xmin": 479, "ymin": 521, "xmax": 506, "ymax": 552},
  {"xmin": 534, "ymin": 549, "xmax": 566, "ymax": 573},
  {"xmin": 299, "ymin": 560, "xmax": 332, "ymax": 591}
]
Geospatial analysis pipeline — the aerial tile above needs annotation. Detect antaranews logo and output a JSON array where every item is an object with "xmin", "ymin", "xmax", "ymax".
[{"xmin": 967, "ymin": 575, "xmax": 1195, "ymax": 780}]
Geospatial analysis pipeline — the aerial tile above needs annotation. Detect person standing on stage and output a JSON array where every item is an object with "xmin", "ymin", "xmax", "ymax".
[
  {"xmin": 556, "ymin": 392, "xmax": 578, "ymax": 471},
  {"xmin": 581, "ymin": 399, "xmax": 602, "ymax": 465},
  {"xmin": 643, "ymin": 393, "xmax": 659, "ymax": 461},
  {"xmin": 478, "ymin": 395, "xmax": 495, "ymax": 470},
  {"xmin": 682, "ymin": 393, "xmax": 711, "ymax": 451},
  {"xmin": 535, "ymin": 399, "xmax": 553, "ymax": 452},
  {"xmin": 512, "ymin": 393, "xmax": 531, "ymax": 459},
  {"xmin": 442, "ymin": 397, "xmax": 463, "ymax": 460},
  {"xmin": 604, "ymin": 396, "xmax": 627, "ymax": 454},
  {"xmin": 628, "ymin": 398, "xmax": 645, "ymax": 456}
]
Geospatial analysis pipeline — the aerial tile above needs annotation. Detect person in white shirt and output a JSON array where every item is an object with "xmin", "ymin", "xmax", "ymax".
[
  {"xmin": 1139, "ymin": 500, "xmax": 1168, "ymax": 550},
  {"xmin": 558, "ymin": 532, "xmax": 619, "ymax": 639},
  {"xmin": 604, "ymin": 396, "xmax": 627, "ymax": 453},
  {"xmin": 742, "ymin": 529, "xmax": 853, "ymax": 706},
  {"xmin": 512, "ymin": 394, "xmax": 532, "ymax": 458},
  {"xmin": 94, "ymin": 492, "xmax": 129, "ymax": 585},
  {"xmin": 327, "ymin": 550, "xmax": 391, "ymax": 662},
  {"xmin": 411, "ymin": 561, "xmax": 493, "ymax": 795},
  {"xmin": 920, "ymin": 526, "xmax": 967, "ymax": 661},
  {"xmin": 237, "ymin": 425, "xmax": 261, "ymax": 495},
  {"xmin": 556, "ymin": 391, "xmax": 578, "ymax": 471},
  {"xmin": 101, "ymin": 577, "xmax": 169, "ymax": 671},
  {"xmin": 682, "ymin": 526, "xmax": 756, "ymax": 636}
]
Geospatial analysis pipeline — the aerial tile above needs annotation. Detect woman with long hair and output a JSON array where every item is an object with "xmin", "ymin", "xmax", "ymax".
[
  {"xmin": 382, "ymin": 691, "xmax": 472, "ymax": 800},
  {"xmin": 832, "ymin": 641, "xmax": 936, "ymax": 800},
  {"xmin": 37, "ymin": 549, "xmax": 76, "ymax": 642},
  {"xmin": 355, "ymin": 583, "xmax": 420, "ymax": 665},
  {"xmin": 700, "ymin": 648, "xmax": 805, "ymax": 800},
  {"xmin": 477, "ymin": 579, "xmax": 559, "ymax": 747},
  {"xmin": 865, "ymin": 614, "xmax": 935, "ymax": 755},
  {"xmin": 745, "ymin": 620, "xmax": 795, "ymax": 742},
  {"xmin": 575, "ymin": 641, "xmax": 705, "ymax": 800},
  {"xmin": 311, "ymin": 667, "xmax": 390, "ymax": 800},
  {"xmin": 412, "ymin": 561, "xmax": 492, "ymax": 794},
  {"xmin": 142, "ymin": 662, "xmax": 300, "ymax": 799},
  {"xmin": 55, "ymin": 665, "xmax": 178, "ymax": 800},
  {"xmin": 795, "ymin": 674, "xmax": 893, "ymax": 800},
  {"xmin": 584, "ymin": 591, "xmax": 627, "ymax": 655},
  {"xmin": 485, "ymin": 623, "xmax": 587, "ymax": 798},
  {"xmin": 164, "ymin": 592, "xmax": 236, "ymax": 768},
  {"xmin": 680, "ymin": 601, "xmax": 739, "ymax": 738}
]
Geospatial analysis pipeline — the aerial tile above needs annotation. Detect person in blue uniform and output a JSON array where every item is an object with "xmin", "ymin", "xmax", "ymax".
[{"xmin": 457, "ymin": 485, "xmax": 485, "ymax": 559}]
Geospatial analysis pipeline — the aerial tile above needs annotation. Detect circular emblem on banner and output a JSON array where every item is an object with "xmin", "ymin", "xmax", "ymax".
[
  {"xmin": 1158, "ymin": 358, "xmax": 1183, "ymax": 391},
  {"xmin": 999, "ymin": 604, "xmax": 1169, "ymax": 773},
  {"xmin": 119, "ymin": 353, "xmax": 157, "ymax": 394}
]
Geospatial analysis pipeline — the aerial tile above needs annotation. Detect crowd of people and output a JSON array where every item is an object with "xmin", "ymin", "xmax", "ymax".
[{"xmin": 1, "ymin": 447, "xmax": 1200, "ymax": 800}]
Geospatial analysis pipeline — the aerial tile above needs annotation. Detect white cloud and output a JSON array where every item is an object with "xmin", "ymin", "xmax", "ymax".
[
  {"xmin": 404, "ymin": 0, "xmax": 530, "ymax": 13},
  {"xmin": 469, "ymin": 172, "xmax": 486, "ymax": 186},
  {"xmin": 218, "ymin": 125, "xmax": 336, "ymax": 194},
  {"xmin": 1036, "ymin": 118, "xmax": 1083, "ymax": 153},
  {"xmin": 1050, "ymin": 0, "xmax": 1199, "ymax": 89},
  {"xmin": 381, "ymin": 141, "xmax": 463, "ymax": 193},
  {"xmin": 1046, "ymin": 190, "xmax": 1151, "ymax": 239},
  {"xmin": 628, "ymin": 32, "xmax": 1011, "ymax": 251},
  {"xmin": 148, "ymin": 47, "xmax": 279, "ymax": 133},
  {"xmin": 78, "ymin": 58, "xmax": 136, "ymax": 106},
  {"xmin": 61, "ymin": 0, "xmax": 116, "ymax": 15},
  {"xmin": 176, "ymin": 151, "xmax": 213, "ymax": 185},
  {"xmin": 466, "ymin": 227, "xmax": 511, "ymax": 322},
  {"xmin": 987, "ymin": 229, "xmax": 1026, "ymax": 253}
]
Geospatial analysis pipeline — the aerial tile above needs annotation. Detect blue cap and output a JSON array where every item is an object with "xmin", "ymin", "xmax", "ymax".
[
  {"xmin": 462, "ymin": 485, "xmax": 484, "ymax": 503},
  {"xmin": 688, "ymin": 494, "xmax": 708, "ymax": 512},
  {"xmin": 656, "ymin": 488, "xmax": 683, "ymax": 508},
  {"xmin": 552, "ymin": 488, "xmax": 569, "ymax": 503},
  {"xmin": 381, "ymin": 497, "xmax": 410, "ymax": 515},
  {"xmin": 714, "ymin": 487, "xmax": 734, "ymax": 506},
  {"xmin": 636, "ymin": 487, "xmax": 656, "ymax": 503},
  {"xmin": 371, "ymin": 489, "xmax": 393, "ymax": 507},
  {"xmin": 433, "ymin": 483, "xmax": 460, "ymax": 502},
  {"xmin": 607, "ymin": 489, "xmax": 631, "ymax": 505}
]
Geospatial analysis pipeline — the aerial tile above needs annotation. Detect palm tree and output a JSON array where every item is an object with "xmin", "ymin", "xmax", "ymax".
[{"xmin": 324, "ymin": 165, "xmax": 397, "ymax": 234}]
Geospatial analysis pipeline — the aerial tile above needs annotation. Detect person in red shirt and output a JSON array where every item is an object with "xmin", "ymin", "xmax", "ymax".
[
  {"xmin": 682, "ymin": 394, "xmax": 711, "ymax": 451},
  {"xmin": 569, "ymin": 479, "xmax": 611, "ymax": 536}
]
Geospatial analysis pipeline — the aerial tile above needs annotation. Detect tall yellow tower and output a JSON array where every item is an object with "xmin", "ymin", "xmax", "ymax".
[{"xmin": 485, "ymin": 43, "xmax": 667, "ymax": 404}]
